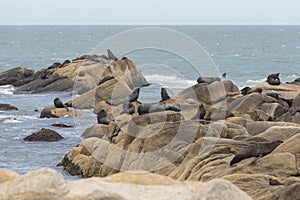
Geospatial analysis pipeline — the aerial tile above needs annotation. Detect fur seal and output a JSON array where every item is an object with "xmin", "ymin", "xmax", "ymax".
[
  {"xmin": 97, "ymin": 109, "xmax": 111, "ymax": 125},
  {"xmin": 230, "ymin": 140, "xmax": 283, "ymax": 167},
  {"xmin": 54, "ymin": 98, "xmax": 69, "ymax": 111},
  {"xmin": 160, "ymin": 87, "xmax": 171, "ymax": 102},
  {"xmin": 222, "ymin": 72, "xmax": 227, "ymax": 78},
  {"xmin": 267, "ymin": 73, "xmax": 280, "ymax": 85},
  {"xmin": 197, "ymin": 77, "xmax": 221, "ymax": 84},
  {"xmin": 107, "ymin": 49, "xmax": 118, "ymax": 61},
  {"xmin": 191, "ymin": 104, "xmax": 206, "ymax": 120},
  {"xmin": 240, "ymin": 87, "xmax": 263, "ymax": 95},
  {"xmin": 121, "ymin": 88, "xmax": 140, "ymax": 115},
  {"xmin": 138, "ymin": 103, "xmax": 181, "ymax": 115},
  {"xmin": 47, "ymin": 62, "xmax": 61, "ymax": 69}
]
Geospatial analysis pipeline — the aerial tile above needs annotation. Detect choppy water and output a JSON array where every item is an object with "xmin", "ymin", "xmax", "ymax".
[{"xmin": 0, "ymin": 26, "xmax": 299, "ymax": 178}]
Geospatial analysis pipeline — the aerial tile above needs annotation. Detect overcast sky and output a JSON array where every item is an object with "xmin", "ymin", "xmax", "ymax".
[{"xmin": 0, "ymin": 0, "xmax": 299, "ymax": 25}]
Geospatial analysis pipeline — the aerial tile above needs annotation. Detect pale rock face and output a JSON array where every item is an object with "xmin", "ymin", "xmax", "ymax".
[{"xmin": 0, "ymin": 168, "xmax": 252, "ymax": 200}]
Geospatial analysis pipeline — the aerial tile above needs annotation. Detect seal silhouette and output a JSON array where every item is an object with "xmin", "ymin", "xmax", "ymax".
[
  {"xmin": 230, "ymin": 140, "xmax": 283, "ymax": 167},
  {"xmin": 160, "ymin": 87, "xmax": 171, "ymax": 102},
  {"xmin": 54, "ymin": 98, "xmax": 69, "ymax": 111},
  {"xmin": 267, "ymin": 73, "xmax": 280, "ymax": 85},
  {"xmin": 97, "ymin": 109, "xmax": 111, "ymax": 125},
  {"xmin": 191, "ymin": 104, "xmax": 206, "ymax": 120}
]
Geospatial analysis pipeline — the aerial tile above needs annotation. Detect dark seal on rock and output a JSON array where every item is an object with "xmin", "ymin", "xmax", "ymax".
[
  {"xmin": 54, "ymin": 98, "xmax": 69, "ymax": 111},
  {"xmin": 138, "ymin": 103, "xmax": 181, "ymax": 115},
  {"xmin": 107, "ymin": 49, "xmax": 118, "ymax": 61},
  {"xmin": 191, "ymin": 104, "xmax": 206, "ymax": 120},
  {"xmin": 197, "ymin": 77, "xmax": 221, "ymax": 84},
  {"xmin": 121, "ymin": 88, "xmax": 140, "ymax": 114},
  {"xmin": 267, "ymin": 73, "xmax": 280, "ymax": 85},
  {"xmin": 97, "ymin": 109, "xmax": 111, "ymax": 125},
  {"xmin": 23, "ymin": 128, "xmax": 64, "ymax": 142},
  {"xmin": 230, "ymin": 140, "xmax": 283, "ymax": 167},
  {"xmin": 160, "ymin": 87, "xmax": 171, "ymax": 102}
]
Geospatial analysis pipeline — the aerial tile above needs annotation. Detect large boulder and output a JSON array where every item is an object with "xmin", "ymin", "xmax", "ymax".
[
  {"xmin": 23, "ymin": 128, "xmax": 64, "ymax": 142},
  {"xmin": 0, "ymin": 66, "xmax": 34, "ymax": 86},
  {"xmin": 0, "ymin": 168, "xmax": 252, "ymax": 200},
  {"xmin": 40, "ymin": 107, "xmax": 78, "ymax": 118}
]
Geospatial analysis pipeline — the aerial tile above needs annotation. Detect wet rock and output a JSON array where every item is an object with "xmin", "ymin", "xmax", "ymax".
[
  {"xmin": 40, "ymin": 107, "xmax": 78, "ymax": 118},
  {"xmin": 0, "ymin": 103, "xmax": 18, "ymax": 111},
  {"xmin": 23, "ymin": 128, "xmax": 63, "ymax": 142},
  {"xmin": 51, "ymin": 123, "xmax": 74, "ymax": 128},
  {"xmin": 0, "ymin": 66, "xmax": 34, "ymax": 87}
]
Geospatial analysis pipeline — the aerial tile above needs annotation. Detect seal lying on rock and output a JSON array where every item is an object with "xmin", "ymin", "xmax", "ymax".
[
  {"xmin": 240, "ymin": 87, "xmax": 263, "ymax": 96},
  {"xmin": 197, "ymin": 77, "xmax": 221, "ymax": 85},
  {"xmin": 97, "ymin": 109, "xmax": 111, "ymax": 125},
  {"xmin": 230, "ymin": 140, "xmax": 283, "ymax": 167},
  {"xmin": 160, "ymin": 87, "xmax": 171, "ymax": 102},
  {"xmin": 267, "ymin": 73, "xmax": 280, "ymax": 85},
  {"xmin": 138, "ymin": 103, "xmax": 181, "ymax": 115},
  {"xmin": 54, "ymin": 98, "xmax": 69, "ymax": 111},
  {"xmin": 191, "ymin": 104, "xmax": 206, "ymax": 120}
]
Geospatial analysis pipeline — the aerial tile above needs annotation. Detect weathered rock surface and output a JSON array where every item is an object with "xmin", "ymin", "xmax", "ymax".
[
  {"xmin": 0, "ymin": 103, "xmax": 18, "ymax": 111},
  {"xmin": 0, "ymin": 53, "xmax": 148, "ymax": 96},
  {"xmin": 40, "ymin": 107, "xmax": 78, "ymax": 118},
  {"xmin": 0, "ymin": 168, "xmax": 252, "ymax": 200},
  {"xmin": 23, "ymin": 128, "xmax": 64, "ymax": 141}
]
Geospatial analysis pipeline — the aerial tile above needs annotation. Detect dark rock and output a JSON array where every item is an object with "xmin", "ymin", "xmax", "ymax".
[
  {"xmin": 23, "ymin": 128, "xmax": 63, "ymax": 142},
  {"xmin": 197, "ymin": 77, "xmax": 221, "ymax": 84},
  {"xmin": 51, "ymin": 123, "xmax": 74, "ymax": 128},
  {"xmin": 0, "ymin": 66, "xmax": 34, "ymax": 86},
  {"xmin": 0, "ymin": 104, "xmax": 18, "ymax": 111}
]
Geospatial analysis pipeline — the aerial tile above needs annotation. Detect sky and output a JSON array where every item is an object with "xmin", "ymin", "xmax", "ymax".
[{"xmin": 0, "ymin": 0, "xmax": 299, "ymax": 25}]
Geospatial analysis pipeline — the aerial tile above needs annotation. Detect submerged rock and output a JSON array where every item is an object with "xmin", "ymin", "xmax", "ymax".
[
  {"xmin": 0, "ymin": 103, "xmax": 18, "ymax": 111},
  {"xmin": 23, "ymin": 128, "xmax": 63, "ymax": 142}
]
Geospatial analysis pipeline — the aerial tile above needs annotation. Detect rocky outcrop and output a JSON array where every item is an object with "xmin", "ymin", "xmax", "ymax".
[
  {"xmin": 58, "ymin": 75, "xmax": 300, "ymax": 199},
  {"xmin": 0, "ymin": 103, "xmax": 18, "ymax": 111},
  {"xmin": 23, "ymin": 128, "xmax": 64, "ymax": 141},
  {"xmin": 0, "ymin": 53, "xmax": 148, "ymax": 95},
  {"xmin": 40, "ymin": 107, "xmax": 78, "ymax": 118},
  {"xmin": 0, "ymin": 168, "xmax": 252, "ymax": 200}
]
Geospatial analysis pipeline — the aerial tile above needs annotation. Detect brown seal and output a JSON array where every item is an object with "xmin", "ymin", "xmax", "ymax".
[
  {"xmin": 230, "ymin": 140, "xmax": 283, "ymax": 167},
  {"xmin": 160, "ymin": 87, "xmax": 171, "ymax": 102},
  {"xmin": 54, "ymin": 98, "xmax": 69, "ymax": 111},
  {"xmin": 97, "ymin": 109, "xmax": 111, "ymax": 125},
  {"xmin": 267, "ymin": 73, "xmax": 280, "ymax": 85}
]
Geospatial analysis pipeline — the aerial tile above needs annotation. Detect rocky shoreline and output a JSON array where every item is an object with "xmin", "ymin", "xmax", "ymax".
[{"xmin": 0, "ymin": 51, "xmax": 299, "ymax": 199}]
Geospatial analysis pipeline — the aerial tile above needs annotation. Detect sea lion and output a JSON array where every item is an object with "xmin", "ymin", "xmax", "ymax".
[
  {"xmin": 191, "ymin": 104, "xmax": 206, "ymax": 120},
  {"xmin": 47, "ymin": 62, "xmax": 61, "ymax": 70},
  {"xmin": 59, "ymin": 60, "xmax": 71, "ymax": 68},
  {"xmin": 241, "ymin": 87, "xmax": 251, "ymax": 96},
  {"xmin": 121, "ymin": 88, "xmax": 140, "ymax": 115},
  {"xmin": 97, "ymin": 109, "xmax": 111, "ymax": 125},
  {"xmin": 267, "ymin": 73, "xmax": 280, "ymax": 85},
  {"xmin": 160, "ymin": 87, "xmax": 171, "ymax": 102},
  {"xmin": 138, "ymin": 103, "xmax": 181, "ymax": 115},
  {"xmin": 54, "ymin": 98, "xmax": 69, "ymax": 111},
  {"xmin": 120, "ymin": 103, "xmax": 135, "ymax": 115},
  {"xmin": 197, "ymin": 77, "xmax": 221, "ymax": 84},
  {"xmin": 107, "ymin": 49, "xmax": 118, "ymax": 61},
  {"xmin": 222, "ymin": 72, "xmax": 227, "ymax": 78},
  {"xmin": 230, "ymin": 140, "xmax": 283, "ymax": 167}
]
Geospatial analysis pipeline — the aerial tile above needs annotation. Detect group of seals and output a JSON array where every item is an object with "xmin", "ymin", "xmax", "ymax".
[{"xmin": 230, "ymin": 140, "xmax": 283, "ymax": 167}]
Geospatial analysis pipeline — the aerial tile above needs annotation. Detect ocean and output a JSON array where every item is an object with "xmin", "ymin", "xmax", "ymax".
[{"xmin": 0, "ymin": 26, "xmax": 299, "ymax": 179}]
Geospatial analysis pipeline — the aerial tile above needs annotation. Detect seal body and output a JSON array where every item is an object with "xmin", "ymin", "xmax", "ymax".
[
  {"xmin": 97, "ymin": 109, "xmax": 111, "ymax": 125},
  {"xmin": 267, "ymin": 73, "xmax": 280, "ymax": 85},
  {"xmin": 191, "ymin": 104, "xmax": 206, "ymax": 120},
  {"xmin": 160, "ymin": 87, "xmax": 171, "ymax": 102},
  {"xmin": 138, "ymin": 103, "xmax": 181, "ymax": 115}
]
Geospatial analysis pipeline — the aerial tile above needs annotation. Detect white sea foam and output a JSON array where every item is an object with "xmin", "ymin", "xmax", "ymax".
[
  {"xmin": 287, "ymin": 74, "xmax": 297, "ymax": 78},
  {"xmin": 145, "ymin": 74, "xmax": 196, "ymax": 89},
  {"xmin": 246, "ymin": 78, "xmax": 265, "ymax": 83},
  {"xmin": 0, "ymin": 85, "xmax": 14, "ymax": 95}
]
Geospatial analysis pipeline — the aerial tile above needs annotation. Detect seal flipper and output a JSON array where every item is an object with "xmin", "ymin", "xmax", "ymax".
[{"xmin": 250, "ymin": 153, "xmax": 263, "ymax": 164}]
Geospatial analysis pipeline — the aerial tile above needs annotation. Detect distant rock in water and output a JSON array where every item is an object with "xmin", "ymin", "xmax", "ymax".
[
  {"xmin": 51, "ymin": 123, "xmax": 74, "ymax": 128},
  {"xmin": 23, "ymin": 128, "xmax": 63, "ymax": 142},
  {"xmin": 197, "ymin": 77, "xmax": 221, "ymax": 84},
  {"xmin": 0, "ymin": 103, "xmax": 18, "ymax": 111}
]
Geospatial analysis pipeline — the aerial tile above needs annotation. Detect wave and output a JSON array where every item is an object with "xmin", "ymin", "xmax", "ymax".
[
  {"xmin": 0, "ymin": 117, "xmax": 22, "ymax": 123},
  {"xmin": 246, "ymin": 78, "xmax": 265, "ymax": 83},
  {"xmin": 0, "ymin": 85, "xmax": 14, "ymax": 95},
  {"xmin": 145, "ymin": 74, "xmax": 196, "ymax": 89}
]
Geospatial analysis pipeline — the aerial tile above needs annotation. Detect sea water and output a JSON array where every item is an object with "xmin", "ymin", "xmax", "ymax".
[{"xmin": 0, "ymin": 26, "xmax": 299, "ymax": 179}]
